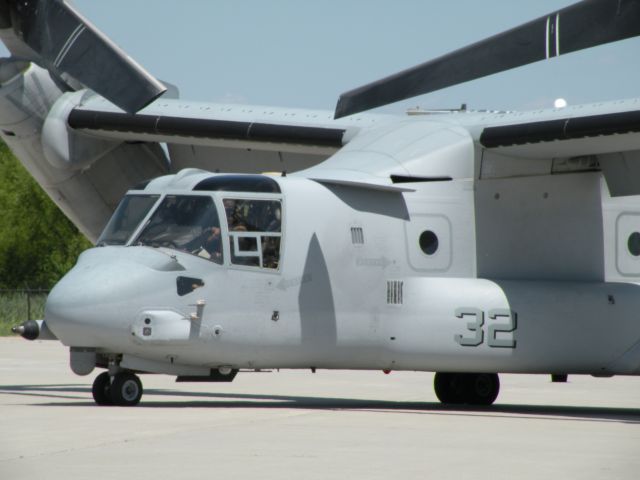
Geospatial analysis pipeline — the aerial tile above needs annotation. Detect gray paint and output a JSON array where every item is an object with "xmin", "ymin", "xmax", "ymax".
[{"xmin": 298, "ymin": 234, "xmax": 337, "ymax": 359}]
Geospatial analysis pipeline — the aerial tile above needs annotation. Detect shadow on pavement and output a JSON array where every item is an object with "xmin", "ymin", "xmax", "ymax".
[{"xmin": 1, "ymin": 383, "xmax": 639, "ymax": 424}]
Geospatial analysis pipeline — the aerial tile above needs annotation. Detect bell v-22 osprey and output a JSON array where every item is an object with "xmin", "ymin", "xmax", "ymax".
[{"xmin": 7, "ymin": 0, "xmax": 640, "ymax": 406}]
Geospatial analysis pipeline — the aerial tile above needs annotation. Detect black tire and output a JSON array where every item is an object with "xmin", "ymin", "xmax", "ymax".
[
  {"xmin": 434, "ymin": 372, "xmax": 468, "ymax": 404},
  {"xmin": 467, "ymin": 373, "xmax": 500, "ymax": 406},
  {"xmin": 92, "ymin": 372, "xmax": 113, "ymax": 406},
  {"xmin": 110, "ymin": 372, "xmax": 143, "ymax": 406}
]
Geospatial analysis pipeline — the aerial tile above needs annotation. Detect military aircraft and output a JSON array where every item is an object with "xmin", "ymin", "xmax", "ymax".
[{"xmin": 7, "ymin": 0, "xmax": 640, "ymax": 406}]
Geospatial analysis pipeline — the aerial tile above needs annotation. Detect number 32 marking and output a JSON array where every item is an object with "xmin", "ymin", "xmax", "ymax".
[{"xmin": 454, "ymin": 308, "xmax": 517, "ymax": 348}]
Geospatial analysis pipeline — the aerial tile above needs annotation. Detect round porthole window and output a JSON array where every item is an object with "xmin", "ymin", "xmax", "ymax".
[
  {"xmin": 628, "ymin": 232, "xmax": 640, "ymax": 256},
  {"xmin": 419, "ymin": 230, "xmax": 439, "ymax": 256}
]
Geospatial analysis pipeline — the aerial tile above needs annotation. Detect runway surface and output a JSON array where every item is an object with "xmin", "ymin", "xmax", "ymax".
[{"xmin": 1, "ymin": 337, "xmax": 639, "ymax": 479}]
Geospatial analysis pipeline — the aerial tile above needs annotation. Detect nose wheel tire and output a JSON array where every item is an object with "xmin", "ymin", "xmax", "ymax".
[
  {"xmin": 434, "ymin": 372, "xmax": 500, "ymax": 406},
  {"xmin": 110, "ymin": 372, "xmax": 143, "ymax": 406},
  {"xmin": 91, "ymin": 371, "xmax": 143, "ymax": 406},
  {"xmin": 92, "ymin": 371, "xmax": 113, "ymax": 406}
]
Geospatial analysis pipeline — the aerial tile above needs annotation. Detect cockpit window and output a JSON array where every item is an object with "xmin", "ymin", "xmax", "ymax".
[
  {"xmin": 193, "ymin": 175, "xmax": 281, "ymax": 193},
  {"xmin": 135, "ymin": 195, "xmax": 223, "ymax": 264},
  {"xmin": 97, "ymin": 195, "xmax": 159, "ymax": 246},
  {"xmin": 224, "ymin": 198, "xmax": 282, "ymax": 269}
]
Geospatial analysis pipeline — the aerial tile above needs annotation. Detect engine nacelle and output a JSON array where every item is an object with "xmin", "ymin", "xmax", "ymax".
[
  {"xmin": 42, "ymin": 91, "xmax": 121, "ymax": 170},
  {"xmin": 0, "ymin": 60, "xmax": 170, "ymax": 241}
]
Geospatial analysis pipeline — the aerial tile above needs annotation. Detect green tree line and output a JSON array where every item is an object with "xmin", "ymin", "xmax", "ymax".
[{"xmin": 0, "ymin": 142, "xmax": 91, "ymax": 289}]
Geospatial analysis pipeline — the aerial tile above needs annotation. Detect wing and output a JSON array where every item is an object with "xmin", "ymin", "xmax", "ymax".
[
  {"xmin": 73, "ymin": 96, "xmax": 626, "ymax": 201},
  {"xmin": 466, "ymin": 99, "xmax": 640, "ymax": 197},
  {"xmin": 66, "ymin": 94, "xmax": 391, "ymax": 175}
]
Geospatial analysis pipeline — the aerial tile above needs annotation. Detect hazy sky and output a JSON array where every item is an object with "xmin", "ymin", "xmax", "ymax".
[{"xmin": 64, "ymin": 1, "xmax": 640, "ymax": 114}]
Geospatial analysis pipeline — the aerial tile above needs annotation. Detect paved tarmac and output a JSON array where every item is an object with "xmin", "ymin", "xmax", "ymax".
[{"xmin": 1, "ymin": 338, "xmax": 639, "ymax": 480}]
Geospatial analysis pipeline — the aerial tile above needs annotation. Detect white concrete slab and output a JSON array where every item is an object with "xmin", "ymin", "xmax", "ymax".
[{"xmin": 0, "ymin": 338, "xmax": 639, "ymax": 480}]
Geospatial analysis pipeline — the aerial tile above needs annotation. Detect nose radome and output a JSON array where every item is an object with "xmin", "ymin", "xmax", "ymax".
[{"xmin": 45, "ymin": 248, "xmax": 177, "ymax": 347}]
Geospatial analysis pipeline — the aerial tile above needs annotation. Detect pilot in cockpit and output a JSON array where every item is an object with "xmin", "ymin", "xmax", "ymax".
[
  {"xmin": 224, "ymin": 199, "xmax": 247, "ymax": 231},
  {"xmin": 190, "ymin": 202, "xmax": 222, "ymax": 263},
  {"xmin": 198, "ymin": 224, "xmax": 222, "ymax": 263},
  {"xmin": 136, "ymin": 195, "xmax": 224, "ymax": 264}
]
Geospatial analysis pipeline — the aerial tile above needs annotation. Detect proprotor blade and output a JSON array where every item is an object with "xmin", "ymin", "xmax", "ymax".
[
  {"xmin": 3, "ymin": 0, "xmax": 166, "ymax": 113},
  {"xmin": 335, "ymin": 0, "xmax": 640, "ymax": 118}
]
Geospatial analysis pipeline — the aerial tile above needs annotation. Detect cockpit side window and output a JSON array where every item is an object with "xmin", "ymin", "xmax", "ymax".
[
  {"xmin": 223, "ymin": 198, "xmax": 282, "ymax": 270},
  {"xmin": 97, "ymin": 195, "xmax": 160, "ymax": 246},
  {"xmin": 135, "ymin": 195, "xmax": 223, "ymax": 264}
]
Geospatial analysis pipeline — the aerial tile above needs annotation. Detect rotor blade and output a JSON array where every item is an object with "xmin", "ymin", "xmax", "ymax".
[
  {"xmin": 5, "ymin": 0, "xmax": 166, "ymax": 113},
  {"xmin": 335, "ymin": 0, "xmax": 640, "ymax": 118}
]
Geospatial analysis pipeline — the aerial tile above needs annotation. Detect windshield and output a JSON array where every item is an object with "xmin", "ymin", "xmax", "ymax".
[
  {"xmin": 97, "ymin": 195, "xmax": 159, "ymax": 246},
  {"xmin": 135, "ymin": 195, "xmax": 222, "ymax": 264}
]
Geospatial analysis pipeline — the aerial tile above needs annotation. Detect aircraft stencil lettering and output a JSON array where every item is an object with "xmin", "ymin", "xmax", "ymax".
[
  {"xmin": 454, "ymin": 309, "xmax": 517, "ymax": 349},
  {"xmin": 5, "ymin": 0, "xmax": 640, "ymax": 407}
]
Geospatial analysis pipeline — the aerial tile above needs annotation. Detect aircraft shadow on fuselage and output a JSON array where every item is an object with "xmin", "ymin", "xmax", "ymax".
[{"xmin": 1, "ymin": 383, "xmax": 639, "ymax": 424}]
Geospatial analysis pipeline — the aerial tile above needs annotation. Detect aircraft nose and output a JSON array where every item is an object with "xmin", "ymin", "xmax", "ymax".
[{"xmin": 45, "ymin": 248, "xmax": 181, "ymax": 346}]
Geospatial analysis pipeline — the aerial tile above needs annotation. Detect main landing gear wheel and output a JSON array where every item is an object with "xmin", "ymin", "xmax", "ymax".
[
  {"xmin": 92, "ymin": 371, "xmax": 113, "ymax": 406},
  {"xmin": 434, "ymin": 372, "xmax": 500, "ymax": 406},
  {"xmin": 110, "ymin": 372, "xmax": 143, "ymax": 406}
]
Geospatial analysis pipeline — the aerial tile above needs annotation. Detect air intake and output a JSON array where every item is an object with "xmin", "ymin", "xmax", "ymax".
[
  {"xmin": 351, "ymin": 227, "xmax": 364, "ymax": 245},
  {"xmin": 387, "ymin": 280, "xmax": 404, "ymax": 305}
]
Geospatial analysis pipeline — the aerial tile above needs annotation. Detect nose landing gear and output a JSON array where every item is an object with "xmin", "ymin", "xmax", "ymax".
[
  {"xmin": 434, "ymin": 372, "xmax": 500, "ymax": 406},
  {"xmin": 92, "ymin": 371, "xmax": 144, "ymax": 406}
]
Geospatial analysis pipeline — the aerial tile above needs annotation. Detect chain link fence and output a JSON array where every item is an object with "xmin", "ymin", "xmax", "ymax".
[{"xmin": 0, "ymin": 289, "xmax": 49, "ymax": 336}]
